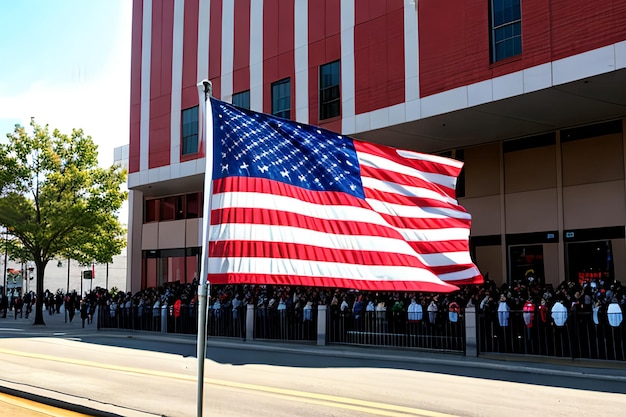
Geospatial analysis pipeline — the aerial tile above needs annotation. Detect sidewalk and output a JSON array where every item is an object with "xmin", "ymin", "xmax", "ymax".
[{"xmin": 3, "ymin": 308, "xmax": 626, "ymax": 384}]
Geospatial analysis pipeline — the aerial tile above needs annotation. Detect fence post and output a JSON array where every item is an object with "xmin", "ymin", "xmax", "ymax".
[
  {"xmin": 317, "ymin": 304, "xmax": 327, "ymax": 346},
  {"xmin": 246, "ymin": 304, "xmax": 255, "ymax": 341},
  {"xmin": 464, "ymin": 306, "xmax": 477, "ymax": 357},
  {"xmin": 161, "ymin": 305, "xmax": 167, "ymax": 333}
]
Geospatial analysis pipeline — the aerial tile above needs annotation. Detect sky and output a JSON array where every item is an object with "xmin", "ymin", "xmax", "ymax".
[{"xmin": 0, "ymin": 0, "xmax": 132, "ymax": 169}]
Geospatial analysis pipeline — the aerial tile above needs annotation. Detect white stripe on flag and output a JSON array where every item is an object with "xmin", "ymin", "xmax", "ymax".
[
  {"xmin": 208, "ymin": 257, "xmax": 447, "ymax": 283},
  {"xmin": 358, "ymin": 152, "xmax": 459, "ymax": 190}
]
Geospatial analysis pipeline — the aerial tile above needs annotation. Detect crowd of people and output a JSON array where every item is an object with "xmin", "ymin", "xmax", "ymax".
[{"xmin": 1, "ymin": 273, "xmax": 625, "ymax": 331}]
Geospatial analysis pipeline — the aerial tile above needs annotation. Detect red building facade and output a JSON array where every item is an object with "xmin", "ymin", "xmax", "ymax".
[{"xmin": 127, "ymin": 0, "xmax": 626, "ymax": 292}]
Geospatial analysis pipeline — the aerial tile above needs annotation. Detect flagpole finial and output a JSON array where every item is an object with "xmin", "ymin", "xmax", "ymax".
[{"xmin": 199, "ymin": 79, "xmax": 212, "ymax": 100}]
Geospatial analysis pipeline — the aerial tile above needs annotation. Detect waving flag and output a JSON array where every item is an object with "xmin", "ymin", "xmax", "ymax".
[{"xmin": 203, "ymin": 98, "xmax": 482, "ymax": 292}]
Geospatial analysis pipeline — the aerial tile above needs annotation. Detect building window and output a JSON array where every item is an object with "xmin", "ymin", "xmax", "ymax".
[
  {"xmin": 144, "ymin": 193, "xmax": 204, "ymax": 224},
  {"xmin": 232, "ymin": 90, "xmax": 250, "ymax": 110},
  {"xmin": 160, "ymin": 196, "xmax": 178, "ymax": 221},
  {"xmin": 145, "ymin": 199, "xmax": 158, "ymax": 222},
  {"xmin": 319, "ymin": 60, "xmax": 340, "ymax": 120},
  {"xmin": 490, "ymin": 0, "xmax": 521, "ymax": 62},
  {"xmin": 271, "ymin": 78, "xmax": 291, "ymax": 119},
  {"xmin": 186, "ymin": 192, "xmax": 201, "ymax": 218},
  {"xmin": 182, "ymin": 106, "xmax": 199, "ymax": 155}
]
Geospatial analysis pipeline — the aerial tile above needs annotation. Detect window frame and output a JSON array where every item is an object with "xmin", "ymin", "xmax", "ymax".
[
  {"xmin": 271, "ymin": 78, "xmax": 291, "ymax": 119},
  {"xmin": 319, "ymin": 60, "xmax": 341, "ymax": 120},
  {"xmin": 181, "ymin": 106, "xmax": 199, "ymax": 156},
  {"xmin": 490, "ymin": 0, "xmax": 522, "ymax": 63},
  {"xmin": 232, "ymin": 90, "xmax": 251, "ymax": 110}
]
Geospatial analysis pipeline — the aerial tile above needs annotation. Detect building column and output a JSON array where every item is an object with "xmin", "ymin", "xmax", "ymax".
[
  {"xmin": 127, "ymin": 189, "xmax": 144, "ymax": 293},
  {"xmin": 499, "ymin": 141, "xmax": 508, "ymax": 283},
  {"xmin": 555, "ymin": 130, "xmax": 566, "ymax": 284}
]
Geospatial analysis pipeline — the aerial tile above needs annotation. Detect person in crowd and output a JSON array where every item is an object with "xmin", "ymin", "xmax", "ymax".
[
  {"xmin": 551, "ymin": 299, "xmax": 568, "ymax": 327},
  {"xmin": 13, "ymin": 292, "xmax": 23, "ymax": 319},
  {"xmin": 0, "ymin": 287, "xmax": 7, "ymax": 318},
  {"xmin": 607, "ymin": 297, "xmax": 623, "ymax": 327},
  {"xmin": 522, "ymin": 297, "xmax": 535, "ymax": 328},
  {"xmin": 23, "ymin": 291, "xmax": 32, "ymax": 319},
  {"xmin": 497, "ymin": 294, "xmax": 510, "ymax": 327},
  {"xmin": 427, "ymin": 299, "xmax": 438, "ymax": 325},
  {"xmin": 448, "ymin": 299, "xmax": 460, "ymax": 324},
  {"xmin": 80, "ymin": 298, "xmax": 89, "ymax": 328},
  {"xmin": 407, "ymin": 297, "xmax": 423, "ymax": 323}
]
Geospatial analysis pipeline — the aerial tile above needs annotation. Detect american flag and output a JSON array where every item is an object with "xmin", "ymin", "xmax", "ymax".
[{"xmin": 203, "ymin": 98, "xmax": 482, "ymax": 292}]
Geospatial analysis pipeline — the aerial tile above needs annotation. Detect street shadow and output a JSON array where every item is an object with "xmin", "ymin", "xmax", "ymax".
[{"xmin": 66, "ymin": 332, "xmax": 626, "ymax": 395}]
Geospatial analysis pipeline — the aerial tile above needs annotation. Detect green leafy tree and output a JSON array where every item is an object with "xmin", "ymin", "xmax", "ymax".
[{"xmin": 0, "ymin": 119, "xmax": 127, "ymax": 325}]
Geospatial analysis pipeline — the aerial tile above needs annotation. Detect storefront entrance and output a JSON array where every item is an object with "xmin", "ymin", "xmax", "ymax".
[
  {"xmin": 509, "ymin": 244, "xmax": 545, "ymax": 284},
  {"xmin": 565, "ymin": 240, "xmax": 614, "ymax": 285}
]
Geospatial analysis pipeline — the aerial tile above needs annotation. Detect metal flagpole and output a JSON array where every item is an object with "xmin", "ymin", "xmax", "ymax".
[{"xmin": 196, "ymin": 79, "xmax": 213, "ymax": 417}]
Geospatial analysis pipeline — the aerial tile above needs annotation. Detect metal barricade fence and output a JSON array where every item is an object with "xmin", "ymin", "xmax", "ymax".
[
  {"xmin": 327, "ymin": 310, "xmax": 465, "ymax": 353},
  {"xmin": 97, "ymin": 302, "xmax": 246, "ymax": 339},
  {"xmin": 477, "ymin": 309, "xmax": 626, "ymax": 361},
  {"xmin": 206, "ymin": 304, "xmax": 246, "ymax": 338},
  {"xmin": 97, "ymin": 305, "xmax": 163, "ymax": 332},
  {"xmin": 167, "ymin": 305, "xmax": 198, "ymax": 335},
  {"xmin": 254, "ymin": 305, "xmax": 317, "ymax": 342}
]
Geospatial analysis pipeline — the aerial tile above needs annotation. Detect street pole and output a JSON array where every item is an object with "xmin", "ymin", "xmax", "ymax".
[
  {"xmin": 66, "ymin": 258, "xmax": 70, "ymax": 323},
  {"xmin": 3, "ymin": 229, "xmax": 8, "ymax": 297},
  {"xmin": 106, "ymin": 262, "xmax": 109, "ymax": 290},
  {"xmin": 196, "ymin": 79, "xmax": 213, "ymax": 417}
]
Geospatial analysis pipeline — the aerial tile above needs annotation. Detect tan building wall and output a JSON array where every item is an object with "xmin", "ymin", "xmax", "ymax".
[{"xmin": 467, "ymin": 119, "xmax": 625, "ymax": 285}]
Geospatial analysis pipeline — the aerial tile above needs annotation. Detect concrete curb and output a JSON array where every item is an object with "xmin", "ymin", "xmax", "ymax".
[{"xmin": 0, "ymin": 381, "xmax": 159, "ymax": 417}]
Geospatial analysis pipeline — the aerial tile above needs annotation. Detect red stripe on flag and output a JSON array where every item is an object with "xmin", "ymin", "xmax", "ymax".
[
  {"xmin": 210, "ymin": 240, "xmax": 429, "ymax": 267},
  {"xmin": 355, "ymin": 141, "xmax": 462, "ymax": 179},
  {"xmin": 208, "ymin": 273, "xmax": 458, "ymax": 293},
  {"xmin": 212, "ymin": 207, "xmax": 402, "ymax": 239},
  {"xmin": 213, "ymin": 176, "xmax": 369, "ymax": 209},
  {"xmin": 360, "ymin": 165, "xmax": 458, "ymax": 201}
]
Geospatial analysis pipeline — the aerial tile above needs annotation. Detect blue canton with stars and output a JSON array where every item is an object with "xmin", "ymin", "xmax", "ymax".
[{"xmin": 211, "ymin": 98, "xmax": 364, "ymax": 199}]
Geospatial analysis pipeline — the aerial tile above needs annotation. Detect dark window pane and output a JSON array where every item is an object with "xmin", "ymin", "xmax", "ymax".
[
  {"xmin": 160, "ymin": 196, "xmax": 177, "ymax": 221},
  {"xmin": 272, "ymin": 78, "xmax": 291, "ymax": 119},
  {"xmin": 176, "ymin": 195, "xmax": 185, "ymax": 220},
  {"xmin": 187, "ymin": 192, "xmax": 200, "ymax": 218},
  {"xmin": 232, "ymin": 90, "xmax": 250, "ymax": 109},
  {"xmin": 319, "ymin": 60, "xmax": 341, "ymax": 120},
  {"xmin": 493, "ymin": 0, "xmax": 520, "ymax": 26},
  {"xmin": 145, "ymin": 199, "xmax": 158, "ymax": 223},
  {"xmin": 491, "ymin": 0, "xmax": 522, "ymax": 62},
  {"xmin": 181, "ymin": 106, "xmax": 199, "ymax": 155}
]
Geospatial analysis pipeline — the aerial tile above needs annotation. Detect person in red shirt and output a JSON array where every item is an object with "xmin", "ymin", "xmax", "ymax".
[
  {"xmin": 173, "ymin": 298, "xmax": 182, "ymax": 319},
  {"xmin": 523, "ymin": 298, "xmax": 536, "ymax": 328}
]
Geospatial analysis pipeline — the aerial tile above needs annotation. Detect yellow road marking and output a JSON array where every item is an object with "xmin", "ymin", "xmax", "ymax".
[
  {"xmin": 0, "ymin": 392, "xmax": 87, "ymax": 416},
  {"xmin": 0, "ymin": 347, "xmax": 457, "ymax": 417}
]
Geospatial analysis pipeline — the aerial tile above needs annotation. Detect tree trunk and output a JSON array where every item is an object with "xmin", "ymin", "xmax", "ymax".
[{"xmin": 33, "ymin": 261, "xmax": 47, "ymax": 325}]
